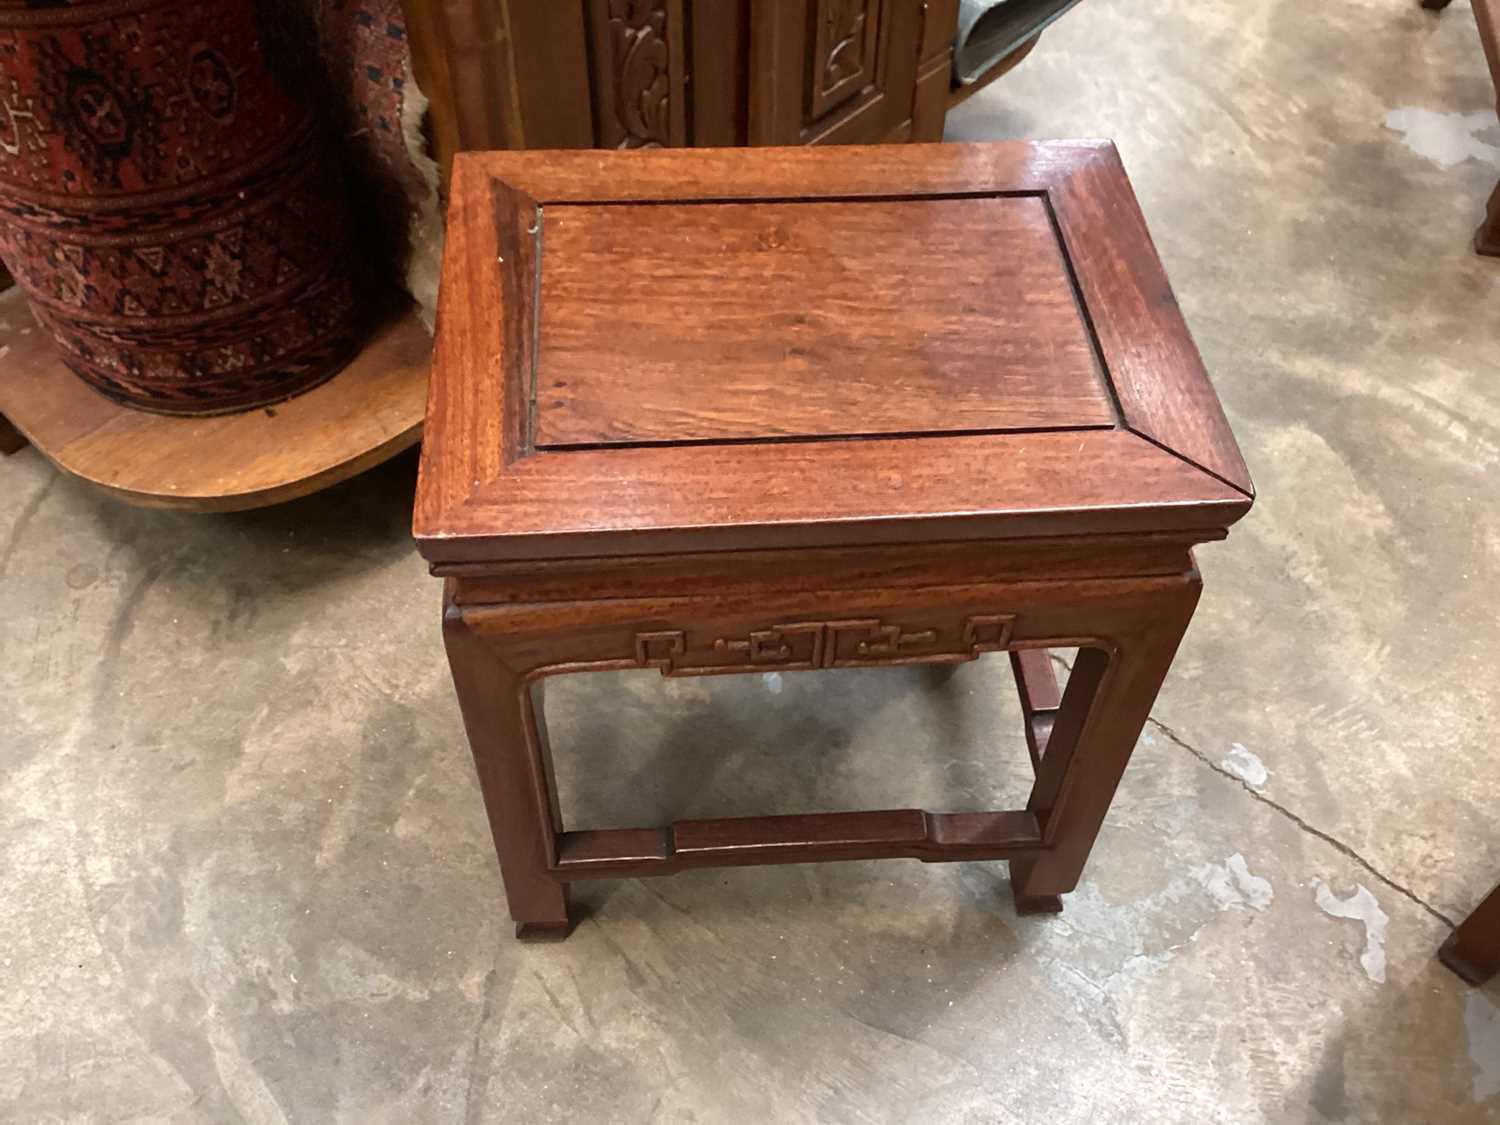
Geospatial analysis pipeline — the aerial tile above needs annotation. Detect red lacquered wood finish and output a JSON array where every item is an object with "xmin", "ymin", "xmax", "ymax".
[
  {"xmin": 535, "ymin": 194, "xmax": 1111, "ymax": 446},
  {"xmin": 1012, "ymin": 649, "xmax": 1062, "ymax": 769},
  {"xmin": 416, "ymin": 143, "xmax": 1253, "ymax": 939}
]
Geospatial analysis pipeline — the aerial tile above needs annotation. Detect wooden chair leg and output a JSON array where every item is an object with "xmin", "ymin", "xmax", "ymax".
[
  {"xmin": 443, "ymin": 595, "xmax": 572, "ymax": 940},
  {"xmin": 1441, "ymin": 882, "xmax": 1500, "ymax": 984},
  {"xmin": 1009, "ymin": 577, "xmax": 1202, "ymax": 913},
  {"xmin": 0, "ymin": 412, "xmax": 26, "ymax": 455}
]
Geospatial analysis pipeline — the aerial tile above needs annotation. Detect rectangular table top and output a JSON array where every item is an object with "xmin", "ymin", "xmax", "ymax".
[
  {"xmin": 415, "ymin": 142, "xmax": 1252, "ymax": 563},
  {"xmin": 535, "ymin": 194, "xmax": 1112, "ymax": 447}
]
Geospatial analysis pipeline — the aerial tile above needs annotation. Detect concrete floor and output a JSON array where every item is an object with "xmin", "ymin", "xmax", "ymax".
[{"xmin": 4, "ymin": 0, "xmax": 1500, "ymax": 1120}]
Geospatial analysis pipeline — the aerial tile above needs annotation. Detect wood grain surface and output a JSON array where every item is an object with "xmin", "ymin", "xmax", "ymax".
[
  {"xmin": 443, "ymin": 564, "xmax": 1209, "ymax": 932},
  {"xmin": 416, "ymin": 142, "xmax": 1253, "ymax": 560},
  {"xmin": 1050, "ymin": 146, "xmax": 1252, "ymax": 491},
  {"xmin": 452, "ymin": 140, "xmax": 1094, "ymax": 203},
  {"xmin": 535, "ymin": 195, "xmax": 1111, "ymax": 446},
  {"xmin": 428, "ymin": 429, "xmax": 1247, "ymax": 562},
  {"xmin": 423, "ymin": 143, "xmax": 1251, "ymax": 940},
  {"xmin": 0, "ymin": 288, "xmax": 431, "ymax": 511}
]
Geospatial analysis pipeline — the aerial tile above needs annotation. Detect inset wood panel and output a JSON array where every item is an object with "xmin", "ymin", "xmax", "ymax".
[
  {"xmin": 919, "ymin": 0, "xmax": 961, "ymax": 61},
  {"xmin": 689, "ymin": 0, "xmax": 751, "ymax": 145},
  {"xmin": 534, "ymin": 194, "xmax": 1113, "ymax": 447},
  {"xmin": 749, "ymin": 0, "xmax": 917, "ymax": 146}
]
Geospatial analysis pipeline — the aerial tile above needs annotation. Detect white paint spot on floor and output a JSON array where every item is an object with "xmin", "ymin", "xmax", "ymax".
[
  {"xmin": 1465, "ymin": 992, "xmax": 1500, "ymax": 1101},
  {"xmin": 1194, "ymin": 853, "xmax": 1274, "ymax": 912},
  {"xmin": 1027, "ymin": 879, "xmax": 1202, "ymax": 1045},
  {"xmin": 1385, "ymin": 107, "xmax": 1500, "ymax": 169},
  {"xmin": 762, "ymin": 672, "xmax": 783, "ymax": 694},
  {"xmin": 1222, "ymin": 743, "xmax": 1269, "ymax": 789},
  {"xmin": 1314, "ymin": 881, "xmax": 1389, "ymax": 983}
]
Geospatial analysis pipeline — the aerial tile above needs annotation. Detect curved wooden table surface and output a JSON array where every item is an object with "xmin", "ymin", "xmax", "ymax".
[{"xmin": 0, "ymin": 287, "xmax": 431, "ymax": 512}]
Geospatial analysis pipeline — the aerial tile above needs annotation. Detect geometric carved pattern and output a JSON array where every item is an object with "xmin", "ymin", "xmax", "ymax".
[{"xmin": 634, "ymin": 614, "xmax": 1017, "ymax": 677}]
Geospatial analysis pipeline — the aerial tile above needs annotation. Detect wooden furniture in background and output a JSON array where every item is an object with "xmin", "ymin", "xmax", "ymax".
[
  {"xmin": 0, "ymin": 288, "xmax": 430, "ymax": 511},
  {"xmin": 1424, "ymin": 0, "xmax": 1500, "ymax": 254},
  {"xmin": 414, "ymin": 142, "xmax": 1253, "ymax": 939},
  {"xmin": 0, "ymin": 268, "xmax": 15, "ymax": 457},
  {"xmin": 1441, "ymin": 882, "xmax": 1500, "ymax": 984},
  {"xmin": 400, "ymin": 0, "xmax": 1074, "ymax": 181}
]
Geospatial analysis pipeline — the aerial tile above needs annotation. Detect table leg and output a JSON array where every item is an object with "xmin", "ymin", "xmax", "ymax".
[
  {"xmin": 1477, "ymin": 179, "xmax": 1500, "ymax": 257},
  {"xmin": 0, "ymin": 412, "xmax": 26, "ymax": 455},
  {"xmin": 1009, "ymin": 574, "xmax": 1202, "ymax": 912},
  {"xmin": 443, "ymin": 595, "xmax": 572, "ymax": 940},
  {"xmin": 1441, "ymin": 882, "xmax": 1500, "ymax": 984},
  {"xmin": 1475, "ymin": 0, "xmax": 1500, "ymax": 253}
]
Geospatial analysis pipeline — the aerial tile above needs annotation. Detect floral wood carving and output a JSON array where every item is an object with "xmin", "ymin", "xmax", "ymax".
[
  {"xmin": 822, "ymin": 0, "xmax": 872, "ymax": 93},
  {"xmin": 608, "ymin": 0, "xmax": 672, "ymax": 148},
  {"xmin": 634, "ymin": 615, "xmax": 1017, "ymax": 677}
]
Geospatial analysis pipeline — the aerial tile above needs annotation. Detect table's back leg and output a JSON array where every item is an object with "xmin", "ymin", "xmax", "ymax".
[
  {"xmin": 443, "ymin": 597, "xmax": 572, "ymax": 941},
  {"xmin": 0, "ymin": 412, "xmax": 26, "ymax": 456},
  {"xmin": 1009, "ymin": 574, "xmax": 1202, "ymax": 912},
  {"xmin": 1010, "ymin": 649, "xmax": 1062, "ymax": 771},
  {"xmin": 1476, "ymin": 180, "xmax": 1500, "ymax": 256},
  {"xmin": 1441, "ymin": 882, "xmax": 1500, "ymax": 984}
]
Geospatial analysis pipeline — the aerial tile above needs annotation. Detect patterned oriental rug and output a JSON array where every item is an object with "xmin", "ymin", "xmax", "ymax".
[{"xmin": 0, "ymin": 0, "xmax": 436, "ymax": 416}]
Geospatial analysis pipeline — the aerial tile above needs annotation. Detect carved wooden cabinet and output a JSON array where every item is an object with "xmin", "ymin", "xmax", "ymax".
[{"xmin": 402, "ymin": 0, "xmax": 1002, "ymax": 179}]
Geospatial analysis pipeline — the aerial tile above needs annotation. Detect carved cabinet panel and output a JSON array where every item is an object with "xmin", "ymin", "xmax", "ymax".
[
  {"xmin": 748, "ymin": 0, "xmax": 923, "ymax": 146},
  {"xmin": 810, "ymin": 0, "xmax": 884, "ymax": 120},
  {"xmin": 581, "ymin": 0, "xmax": 917, "ymax": 151},
  {"xmin": 587, "ymin": 0, "xmax": 688, "ymax": 149},
  {"xmin": 401, "ymin": 0, "xmax": 957, "ymax": 179}
]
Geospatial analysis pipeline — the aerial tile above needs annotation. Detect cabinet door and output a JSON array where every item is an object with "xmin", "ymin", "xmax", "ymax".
[{"xmin": 748, "ymin": 0, "xmax": 923, "ymax": 145}]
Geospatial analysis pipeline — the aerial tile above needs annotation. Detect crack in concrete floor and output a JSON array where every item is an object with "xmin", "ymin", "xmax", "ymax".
[
  {"xmin": 1145, "ymin": 714, "xmax": 1458, "ymax": 930},
  {"xmin": 14, "ymin": 454, "xmax": 1437, "ymax": 937},
  {"xmin": 1048, "ymin": 651, "xmax": 1459, "ymax": 930}
]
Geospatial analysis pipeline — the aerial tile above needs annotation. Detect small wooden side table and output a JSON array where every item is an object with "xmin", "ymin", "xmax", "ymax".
[{"xmin": 414, "ymin": 143, "xmax": 1254, "ymax": 940}]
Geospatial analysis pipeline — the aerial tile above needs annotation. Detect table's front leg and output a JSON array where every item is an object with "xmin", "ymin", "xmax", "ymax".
[
  {"xmin": 443, "ymin": 566, "xmax": 1206, "ymax": 937},
  {"xmin": 1009, "ymin": 572, "xmax": 1202, "ymax": 913},
  {"xmin": 1441, "ymin": 882, "xmax": 1500, "ymax": 984},
  {"xmin": 443, "ymin": 596, "xmax": 572, "ymax": 940}
]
